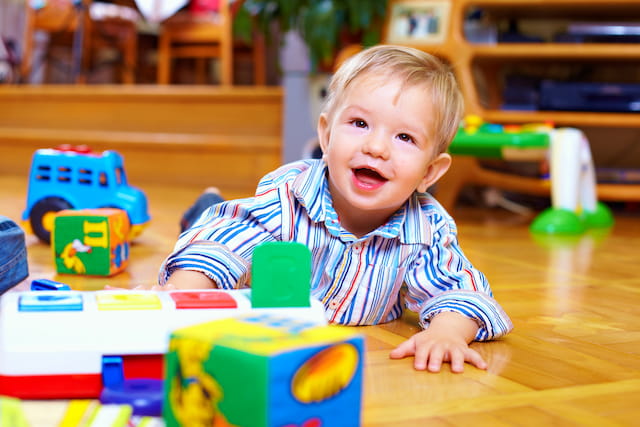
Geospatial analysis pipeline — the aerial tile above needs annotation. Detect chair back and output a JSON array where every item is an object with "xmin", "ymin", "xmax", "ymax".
[{"xmin": 21, "ymin": 0, "xmax": 137, "ymax": 84}]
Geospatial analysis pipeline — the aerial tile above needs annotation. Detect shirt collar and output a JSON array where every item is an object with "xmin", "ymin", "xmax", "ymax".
[
  {"xmin": 291, "ymin": 159, "xmax": 432, "ymax": 244},
  {"xmin": 291, "ymin": 159, "xmax": 327, "ymax": 223}
]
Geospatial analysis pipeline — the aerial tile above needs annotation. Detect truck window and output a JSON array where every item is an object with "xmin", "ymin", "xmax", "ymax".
[
  {"xmin": 57, "ymin": 166, "xmax": 71, "ymax": 183},
  {"xmin": 35, "ymin": 165, "xmax": 51, "ymax": 181},
  {"xmin": 115, "ymin": 167, "xmax": 125, "ymax": 185},
  {"xmin": 79, "ymin": 168, "xmax": 92, "ymax": 185}
]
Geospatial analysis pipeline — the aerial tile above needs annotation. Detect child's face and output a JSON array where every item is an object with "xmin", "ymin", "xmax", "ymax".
[{"xmin": 318, "ymin": 74, "xmax": 451, "ymax": 232}]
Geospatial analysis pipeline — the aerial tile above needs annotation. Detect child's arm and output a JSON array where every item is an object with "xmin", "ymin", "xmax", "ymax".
[
  {"xmin": 389, "ymin": 311, "xmax": 487, "ymax": 373},
  {"xmin": 104, "ymin": 270, "xmax": 218, "ymax": 291},
  {"xmin": 164, "ymin": 269, "xmax": 218, "ymax": 289}
]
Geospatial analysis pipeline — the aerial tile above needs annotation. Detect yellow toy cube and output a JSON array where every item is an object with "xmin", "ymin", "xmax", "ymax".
[
  {"xmin": 52, "ymin": 208, "xmax": 130, "ymax": 276},
  {"xmin": 164, "ymin": 314, "xmax": 364, "ymax": 427}
]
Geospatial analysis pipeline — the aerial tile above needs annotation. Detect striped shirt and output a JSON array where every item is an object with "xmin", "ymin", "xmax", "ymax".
[{"xmin": 159, "ymin": 159, "xmax": 512, "ymax": 340}]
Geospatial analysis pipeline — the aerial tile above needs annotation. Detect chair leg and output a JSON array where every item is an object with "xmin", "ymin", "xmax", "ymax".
[
  {"xmin": 76, "ymin": 18, "xmax": 91, "ymax": 84},
  {"xmin": 252, "ymin": 31, "xmax": 266, "ymax": 85},
  {"xmin": 20, "ymin": 13, "xmax": 35, "ymax": 83},
  {"xmin": 157, "ymin": 32, "xmax": 171, "ymax": 84},
  {"xmin": 195, "ymin": 58, "xmax": 207, "ymax": 84},
  {"xmin": 219, "ymin": 29, "xmax": 233, "ymax": 85},
  {"xmin": 121, "ymin": 26, "xmax": 137, "ymax": 84}
]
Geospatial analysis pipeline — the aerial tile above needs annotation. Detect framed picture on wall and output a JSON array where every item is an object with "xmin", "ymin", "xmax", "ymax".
[{"xmin": 385, "ymin": 0, "xmax": 451, "ymax": 45}]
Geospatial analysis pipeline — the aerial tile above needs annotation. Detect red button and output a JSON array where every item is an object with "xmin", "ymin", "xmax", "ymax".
[{"xmin": 170, "ymin": 291, "xmax": 237, "ymax": 309}]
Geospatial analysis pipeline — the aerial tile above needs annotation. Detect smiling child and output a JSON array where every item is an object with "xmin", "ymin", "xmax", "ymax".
[{"xmin": 159, "ymin": 45, "xmax": 512, "ymax": 373}]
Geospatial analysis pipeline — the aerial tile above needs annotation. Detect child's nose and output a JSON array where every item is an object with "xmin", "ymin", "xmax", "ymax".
[{"xmin": 362, "ymin": 134, "xmax": 389, "ymax": 159}]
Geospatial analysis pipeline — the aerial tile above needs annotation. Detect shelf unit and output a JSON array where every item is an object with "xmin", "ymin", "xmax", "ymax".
[
  {"xmin": 384, "ymin": 0, "xmax": 640, "ymax": 128},
  {"xmin": 383, "ymin": 0, "xmax": 640, "ymax": 205}
]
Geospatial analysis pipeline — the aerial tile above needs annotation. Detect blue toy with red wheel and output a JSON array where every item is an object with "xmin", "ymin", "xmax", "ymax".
[{"xmin": 22, "ymin": 145, "xmax": 150, "ymax": 244}]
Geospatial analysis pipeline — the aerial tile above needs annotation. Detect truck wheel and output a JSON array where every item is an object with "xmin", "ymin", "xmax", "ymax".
[{"xmin": 30, "ymin": 197, "xmax": 73, "ymax": 244}]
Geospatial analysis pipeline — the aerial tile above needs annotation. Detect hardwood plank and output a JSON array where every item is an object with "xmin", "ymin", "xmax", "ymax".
[
  {"xmin": 1, "ymin": 173, "xmax": 639, "ymax": 426},
  {"xmin": 0, "ymin": 85, "xmax": 283, "ymax": 197},
  {"xmin": 0, "ymin": 85, "xmax": 282, "ymax": 135}
]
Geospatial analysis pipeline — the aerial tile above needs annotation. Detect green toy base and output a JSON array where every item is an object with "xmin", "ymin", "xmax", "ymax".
[
  {"xmin": 530, "ymin": 204, "xmax": 615, "ymax": 235},
  {"xmin": 581, "ymin": 202, "xmax": 615, "ymax": 229},
  {"xmin": 530, "ymin": 208, "xmax": 585, "ymax": 234}
]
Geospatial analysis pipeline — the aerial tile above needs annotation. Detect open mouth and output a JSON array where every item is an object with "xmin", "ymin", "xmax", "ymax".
[{"xmin": 353, "ymin": 168, "xmax": 388, "ymax": 188}]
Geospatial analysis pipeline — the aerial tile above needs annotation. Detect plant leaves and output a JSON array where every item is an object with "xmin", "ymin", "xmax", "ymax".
[
  {"xmin": 232, "ymin": 6, "xmax": 253, "ymax": 43},
  {"xmin": 301, "ymin": 0, "xmax": 339, "ymax": 70},
  {"xmin": 238, "ymin": 0, "xmax": 389, "ymax": 70}
]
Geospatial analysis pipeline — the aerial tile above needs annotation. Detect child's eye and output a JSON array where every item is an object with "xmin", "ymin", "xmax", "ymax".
[
  {"xmin": 351, "ymin": 119, "xmax": 367, "ymax": 128},
  {"xmin": 397, "ymin": 133, "xmax": 414, "ymax": 144}
]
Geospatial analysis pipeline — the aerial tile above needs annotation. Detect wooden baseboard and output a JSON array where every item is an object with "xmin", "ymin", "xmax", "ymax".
[{"xmin": 0, "ymin": 85, "xmax": 283, "ymax": 199}]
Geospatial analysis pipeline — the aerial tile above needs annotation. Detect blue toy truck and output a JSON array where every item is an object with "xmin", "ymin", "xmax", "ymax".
[{"xmin": 22, "ymin": 146, "xmax": 150, "ymax": 243}]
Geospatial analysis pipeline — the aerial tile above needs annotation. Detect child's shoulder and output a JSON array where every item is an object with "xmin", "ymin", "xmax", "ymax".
[
  {"xmin": 414, "ymin": 192, "xmax": 458, "ymax": 237},
  {"xmin": 256, "ymin": 159, "xmax": 320, "ymax": 195},
  {"xmin": 270, "ymin": 159, "xmax": 318, "ymax": 180}
]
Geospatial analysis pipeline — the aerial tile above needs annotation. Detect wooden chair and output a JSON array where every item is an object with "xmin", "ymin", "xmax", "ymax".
[
  {"xmin": 156, "ymin": 0, "xmax": 266, "ymax": 85},
  {"xmin": 20, "ymin": 0, "xmax": 138, "ymax": 84},
  {"xmin": 84, "ymin": 1, "xmax": 139, "ymax": 84}
]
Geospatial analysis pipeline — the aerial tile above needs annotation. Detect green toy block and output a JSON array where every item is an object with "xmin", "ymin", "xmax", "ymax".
[
  {"xmin": 164, "ymin": 315, "xmax": 364, "ymax": 427},
  {"xmin": 52, "ymin": 208, "xmax": 130, "ymax": 276},
  {"xmin": 251, "ymin": 242, "xmax": 311, "ymax": 308}
]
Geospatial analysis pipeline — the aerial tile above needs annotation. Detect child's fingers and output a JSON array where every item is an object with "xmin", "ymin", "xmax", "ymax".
[
  {"xmin": 413, "ymin": 340, "xmax": 437, "ymax": 371},
  {"xmin": 465, "ymin": 347, "xmax": 488, "ymax": 370},
  {"xmin": 427, "ymin": 347, "xmax": 445, "ymax": 372},
  {"xmin": 389, "ymin": 337, "xmax": 416, "ymax": 360},
  {"xmin": 449, "ymin": 348, "xmax": 466, "ymax": 373},
  {"xmin": 440, "ymin": 347, "xmax": 488, "ymax": 373}
]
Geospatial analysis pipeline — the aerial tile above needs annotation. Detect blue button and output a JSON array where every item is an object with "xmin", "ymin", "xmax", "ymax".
[
  {"xmin": 485, "ymin": 124, "xmax": 504, "ymax": 133},
  {"xmin": 102, "ymin": 356, "xmax": 125, "ymax": 388},
  {"xmin": 30, "ymin": 279, "xmax": 72, "ymax": 291},
  {"xmin": 18, "ymin": 293, "xmax": 83, "ymax": 311},
  {"xmin": 100, "ymin": 379, "xmax": 164, "ymax": 416}
]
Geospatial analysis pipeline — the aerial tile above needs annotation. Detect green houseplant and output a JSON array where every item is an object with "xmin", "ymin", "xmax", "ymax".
[{"xmin": 234, "ymin": 0, "xmax": 388, "ymax": 71}]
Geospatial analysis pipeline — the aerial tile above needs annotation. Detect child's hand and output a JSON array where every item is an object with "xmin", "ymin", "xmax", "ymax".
[
  {"xmin": 103, "ymin": 284, "xmax": 176, "ymax": 291},
  {"xmin": 389, "ymin": 311, "xmax": 487, "ymax": 373}
]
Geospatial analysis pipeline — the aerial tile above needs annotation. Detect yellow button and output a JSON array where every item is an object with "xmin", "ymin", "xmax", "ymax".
[{"xmin": 96, "ymin": 293, "xmax": 162, "ymax": 310}]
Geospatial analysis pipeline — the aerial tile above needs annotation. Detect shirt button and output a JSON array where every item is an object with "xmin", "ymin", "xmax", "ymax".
[{"xmin": 329, "ymin": 300, "xmax": 340, "ymax": 309}]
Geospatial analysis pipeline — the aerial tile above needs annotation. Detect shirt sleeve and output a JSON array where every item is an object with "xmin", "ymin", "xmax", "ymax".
[
  {"xmin": 403, "ymin": 214, "xmax": 513, "ymax": 341},
  {"xmin": 158, "ymin": 196, "xmax": 279, "ymax": 289},
  {"xmin": 158, "ymin": 160, "xmax": 314, "ymax": 289}
]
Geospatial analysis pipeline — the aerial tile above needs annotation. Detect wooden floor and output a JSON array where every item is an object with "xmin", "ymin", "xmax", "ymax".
[{"xmin": 1, "ymin": 173, "xmax": 640, "ymax": 426}]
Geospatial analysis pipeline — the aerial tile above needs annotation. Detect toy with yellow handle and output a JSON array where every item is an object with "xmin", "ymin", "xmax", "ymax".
[
  {"xmin": 530, "ymin": 128, "xmax": 614, "ymax": 234},
  {"xmin": 452, "ymin": 116, "xmax": 613, "ymax": 234}
]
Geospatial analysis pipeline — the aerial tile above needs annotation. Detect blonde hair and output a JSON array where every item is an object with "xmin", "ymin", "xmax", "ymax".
[{"xmin": 322, "ymin": 45, "xmax": 464, "ymax": 153}]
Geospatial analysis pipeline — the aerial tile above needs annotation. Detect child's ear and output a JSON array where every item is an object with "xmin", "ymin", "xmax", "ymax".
[
  {"xmin": 417, "ymin": 153, "xmax": 452, "ymax": 193},
  {"xmin": 317, "ymin": 113, "xmax": 330, "ymax": 155}
]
